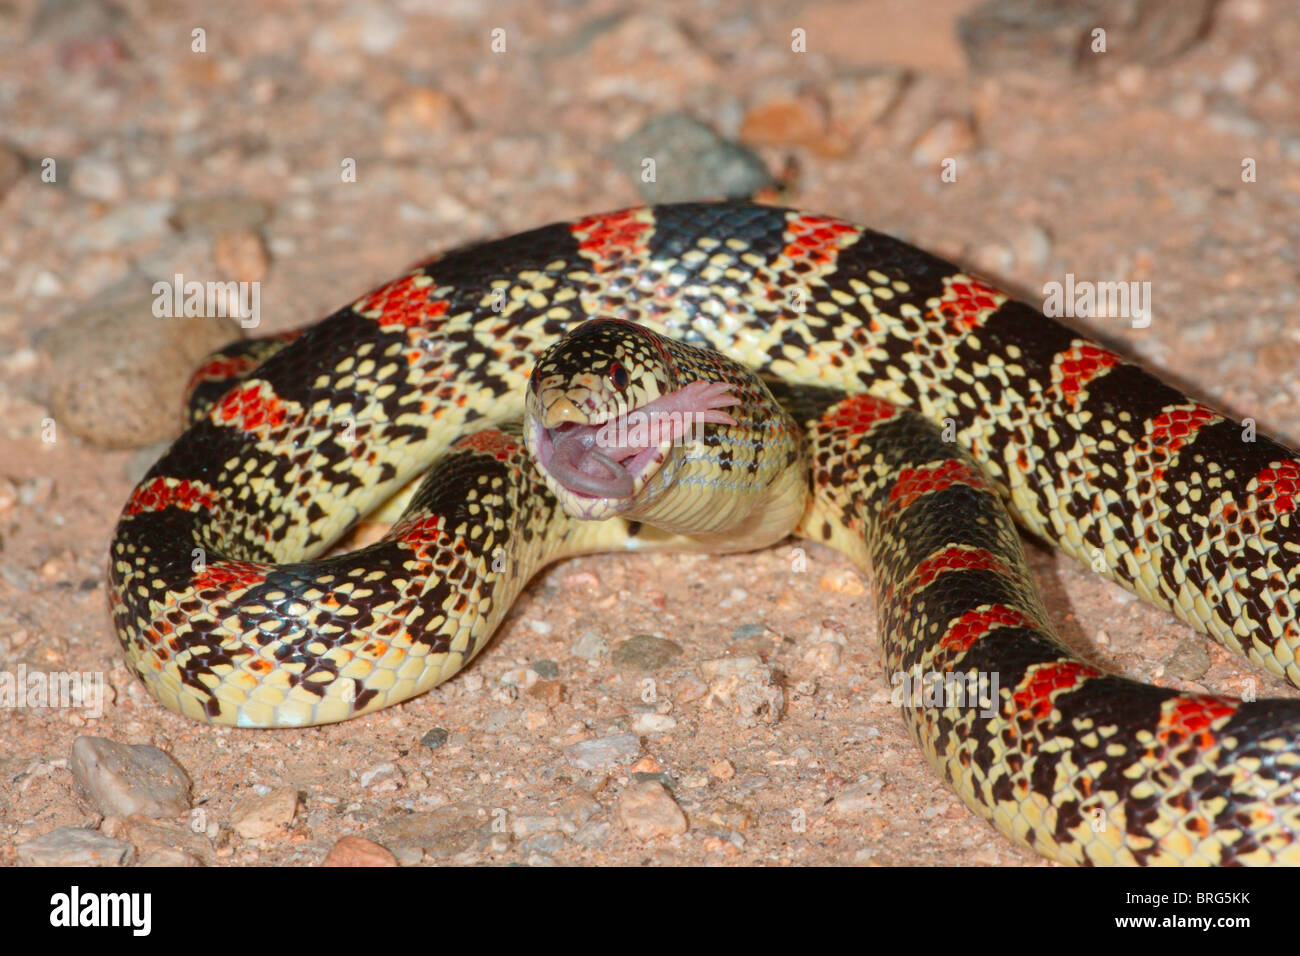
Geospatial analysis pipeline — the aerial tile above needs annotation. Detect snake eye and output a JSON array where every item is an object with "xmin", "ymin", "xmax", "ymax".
[{"xmin": 608, "ymin": 361, "xmax": 629, "ymax": 391}]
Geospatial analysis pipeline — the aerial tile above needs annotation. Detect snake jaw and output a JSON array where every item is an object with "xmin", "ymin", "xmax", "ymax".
[{"xmin": 526, "ymin": 380, "xmax": 739, "ymax": 520}]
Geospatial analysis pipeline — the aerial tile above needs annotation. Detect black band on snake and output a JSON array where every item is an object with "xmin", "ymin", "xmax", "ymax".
[{"xmin": 109, "ymin": 202, "xmax": 1300, "ymax": 865}]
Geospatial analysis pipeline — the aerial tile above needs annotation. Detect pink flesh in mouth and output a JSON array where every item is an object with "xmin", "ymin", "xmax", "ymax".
[{"xmin": 540, "ymin": 380, "xmax": 739, "ymax": 499}]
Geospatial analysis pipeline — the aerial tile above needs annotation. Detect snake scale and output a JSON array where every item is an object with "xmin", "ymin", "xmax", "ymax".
[{"xmin": 109, "ymin": 201, "xmax": 1300, "ymax": 865}]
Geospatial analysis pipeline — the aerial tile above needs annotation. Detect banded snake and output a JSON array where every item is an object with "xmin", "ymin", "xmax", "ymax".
[{"xmin": 109, "ymin": 202, "xmax": 1300, "ymax": 865}]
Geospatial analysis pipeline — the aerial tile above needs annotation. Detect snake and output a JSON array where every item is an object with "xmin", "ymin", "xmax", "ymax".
[{"xmin": 108, "ymin": 201, "xmax": 1300, "ymax": 865}]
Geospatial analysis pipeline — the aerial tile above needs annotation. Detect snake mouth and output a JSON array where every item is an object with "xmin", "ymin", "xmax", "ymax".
[{"xmin": 531, "ymin": 380, "xmax": 739, "ymax": 503}]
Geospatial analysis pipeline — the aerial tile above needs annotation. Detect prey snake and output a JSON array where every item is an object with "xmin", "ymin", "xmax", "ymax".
[{"xmin": 109, "ymin": 202, "xmax": 1300, "ymax": 865}]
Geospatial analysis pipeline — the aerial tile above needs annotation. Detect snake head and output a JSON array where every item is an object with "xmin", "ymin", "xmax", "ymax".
[{"xmin": 525, "ymin": 319, "xmax": 739, "ymax": 521}]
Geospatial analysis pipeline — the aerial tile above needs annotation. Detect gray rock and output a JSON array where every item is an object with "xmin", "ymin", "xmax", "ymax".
[
  {"xmin": 570, "ymin": 629, "xmax": 609, "ymax": 660},
  {"xmin": 959, "ymin": 0, "xmax": 1098, "ymax": 79},
  {"xmin": 611, "ymin": 634, "xmax": 683, "ymax": 672},
  {"xmin": 232, "ymin": 788, "xmax": 298, "ymax": 840},
  {"xmin": 70, "ymin": 736, "xmax": 192, "ymax": 818},
  {"xmin": 17, "ymin": 827, "xmax": 135, "ymax": 866},
  {"xmin": 959, "ymin": 0, "xmax": 1213, "ymax": 80},
  {"xmin": 1164, "ymin": 638, "xmax": 1211, "ymax": 682},
  {"xmin": 419, "ymin": 727, "xmax": 450, "ymax": 750},
  {"xmin": 530, "ymin": 659, "xmax": 560, "ymax": 679},
  {"xmin": 572, "ymin": 819, "xmax": 612, "ymax": 847},
  {"xmin": 510, "ymin": 814, "xmax": 563, "ymax": 838},
  {"xmin": 554, "ymin": 791, "xmax": 601, "ymax": 833},
  {"xmin": 563, "ymin": 732, "xmax": 641, "ymax": 771},
  {"xmin": 617, "ymin": 780, "xmax": 688, "ymax": 839},
  {"xmin": 521, "ymin": 831, "xmax": 566, "ymax": 856},
  {"xmin": 731, "ymin": 623, "xmax": 767, "ymax": 642},
  {"xmin": 372, "ymin": 803, "xmax": 498, "ymax": 861},
  {"xmin": 615, "ymin": 113, "xmax": 774, "ymax": 203}
]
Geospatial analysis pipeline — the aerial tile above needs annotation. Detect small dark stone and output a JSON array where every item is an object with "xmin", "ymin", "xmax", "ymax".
[
  {"xmin": 615, "ymin": 113, "xmax": 774, "ymax": 203},
  {"xmin": 419, "ymin": 727, "xmax": 450, "ymax": 750},
  {"xmin": 631, "ymin": 771, "xmax": 675, "ymax": 788},
  {"xmin": 530, "ymin": 659, "xmax": 560, "ymax": 679},
  {"xmin": 611, "ymin": 634, "xmax": 684, "ymax": 672}
]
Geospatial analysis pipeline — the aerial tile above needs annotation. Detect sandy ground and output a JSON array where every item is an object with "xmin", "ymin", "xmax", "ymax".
[{"xmin": 0, "ymin": 0, "xmax": 1297, "ymax": 866}]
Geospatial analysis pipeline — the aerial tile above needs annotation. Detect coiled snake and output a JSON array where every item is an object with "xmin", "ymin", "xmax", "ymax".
[{"xmin": 109, "ymin": 202, "xmax": 1300, "ymax": 865}]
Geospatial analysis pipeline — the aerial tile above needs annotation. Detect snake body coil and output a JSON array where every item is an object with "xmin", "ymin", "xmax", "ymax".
[{"xmin": 110, "ymin": 202, "xmax": 1300, "ymax": 865}]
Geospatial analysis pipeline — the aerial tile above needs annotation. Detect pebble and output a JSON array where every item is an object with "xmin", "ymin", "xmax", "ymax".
[
  {"xmin": 419, "ymin": 727, "xmax": 450, "ymax": 750},
  {"xmin": 630, "ymin": 754, "xmax": 663, "ymax": 775},
  {"xmin": 70, "ymin": 736, "xmax": 192, "ymax": 818},
  {"xmin": 554, "ymin": 791, "xmax": 601, "ymax": 833},
  {"xmin": 817, "ymin": 570, "xmax": 861, "ymax": 597},
  {"xmin": 139, "ymin": 848, "xmax": 202, "ymax": 867},
  {"xmin": 521, "ymin": 832, "xmax": 566, "ymax": 856},
  {"xmin": 611, "ymin": 634, "xmax": 683, "ymax": 671},
  {"xmin": 527, "ymin": 680, "xmax": 565, "ymax": 708},
  {"xmin": 17, "ymin": 826, "xmax": 135, "ymax": 866},
  {"xmin": 802, "ymin": 642, "xmax": 842, "ymax": 673},
  {"xmin": 1164, "ymin": 639, "xmax": 1211, "ymax": 682},
  {"xmin": 616, "ymin": 113, "xmax": 774, "ymax": 204},
  {"xmin": 617, "ymin": 780, "xmax": 688, "ymax": 840},
  {"xmin": 359, "ymin": 763, "xmax": 402, "ymax": 789},
  {"xmin": 563, "ymin": 732, "xmax": 642, "ymax": 771},
  {"xmin": 70, "ymin": 156, "xmax": 125, "ymax": 202},
  {"xmin": 30, "ymin": 270, "xmax": 63, "ymax": 296},
  {"xmin": 674, "ymin": 673, "xmax": 708, "ymax": 704},
  {"xmin": 631, "ymin": 712, "xmax": 677, "ymax": 735},
  {"xmin": 739, "ymin": 91, "xmax": 833, "ymax": 149},
  {"xmin": 833, "ymin": 774, "xmax": 885, "ymax": 815},
  {"xmin": 322, "ymin": 835, "xmax": 398, "ymax": 867},
  {"xmin": 529, "ymin": 658, "xmax": 559, "ymax": 679},
  {"xmin": 371, "ymin": 803, "xmax": 493, "ymax": 861},
  {"xmin": 510, "ymin": 815, "xmax": 562, "ymax": 838},
  {"xmin": 701, "ymin": 658, "xmax": 785, "ymax": 728},
  {"xmin": 232, "ymin": 788, "xmax": 299, "ymax": 840},
  {"xmin": 697, "ymin": 799, "xmax": 757, "ymax": 831},
  {"xmin": 212, "ymin": 228, "xmax": 270, "ymax": 283},
  {"xmin": 731, "ymin": 623, "xmax": 767, "ymax": 642},
  {"xmin": 910, "ymin": 114, "xmax": 977, "ymax": 167},
  {"xmin": 570, "ymin": 629, "xmax": 609, "ymax": 660},
  {"xmin": 170, "ymin": 195, "xmax": 271, "ymax": 234},
  {"xmin": 700, "ymin": 655, "xmax": 760, "ymax": 680},
  {"xmin": 709, "ymin": 758, "xmax": 736, "ymax": 781},
  {"xmin": 572, "ymin": 819, "xmax": 611, "ymax": 847},
  {"xmin": 1219, "ymin": 57, "xmax": 1259, "ymax": 95},
  {"xmin": 102, "ymin": 815, "xmax": 209, "ymax": 863}
]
